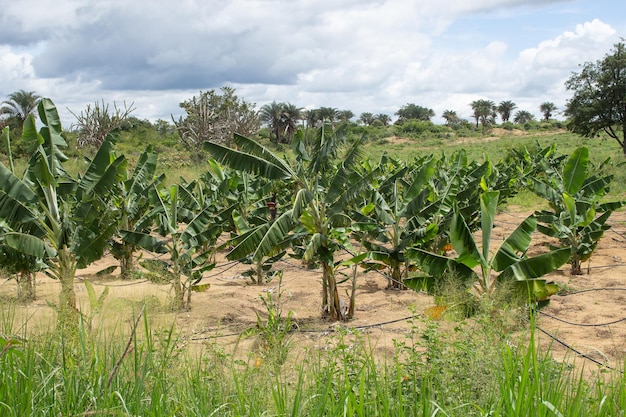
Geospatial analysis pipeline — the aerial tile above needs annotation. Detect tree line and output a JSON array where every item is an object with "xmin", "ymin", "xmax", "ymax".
[{"xmin": 2, "ymin": 41, "xmax": 625, "ymax": 156}]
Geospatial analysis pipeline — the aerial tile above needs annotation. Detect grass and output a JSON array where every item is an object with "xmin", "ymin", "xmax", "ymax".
[{"xmin": 1, "ymin": 302, "xmax": 625, "ymax": 416}]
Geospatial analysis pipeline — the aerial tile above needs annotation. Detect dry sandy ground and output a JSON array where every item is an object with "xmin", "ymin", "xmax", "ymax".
[{"xmin": 2, "ymin": 209, "xmax": 626, "ymax": 372}]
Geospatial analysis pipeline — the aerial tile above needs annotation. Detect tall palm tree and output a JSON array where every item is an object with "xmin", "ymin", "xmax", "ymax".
[
  {"xmin": 260, "ymin": 101, "xmax": 285, "ymax": 144},
  {"xmin": 337, "ymin": 110, "xmax": 354, "ymax": 124},
  {"xmin": 497, "ymin": 100, "xmax": 517, "ymax": 123},
  {"xmin": 0, "ymin": 90, "xmax": 41, "ymax": 123},
  {"xmin": 470, "ymin": 99, "xmax": 496, "ymax": 133},
  {"xmin": 282, "ymin": 103, "xmax": 302, "ymax": 143},
  {"xmin": 539, "ymin": 102, "xmax": 557, "ymax": 122}
]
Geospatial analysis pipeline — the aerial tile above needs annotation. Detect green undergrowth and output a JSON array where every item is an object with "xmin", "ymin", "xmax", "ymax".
[{"xmin": 1, "ymin": 302, "xmax": 625, "ymax": 416}]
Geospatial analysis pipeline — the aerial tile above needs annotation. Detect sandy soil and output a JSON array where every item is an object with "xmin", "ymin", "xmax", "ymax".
[{"xmin": 2, "ymin": 209, "xmax": 625, "ymax": 371}]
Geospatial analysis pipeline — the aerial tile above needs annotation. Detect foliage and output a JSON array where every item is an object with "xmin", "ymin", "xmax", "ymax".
[
  {"xmin": 0, "ymin": 99, "xmax": 126, "ymax": 331},
  {"xmin": 539, "ymin": 102, "xmax": 557, "ymax": 122},
  {"xmin": 259, "ymin": 101, "xmax": 302, "ymax": 144},
  {"xmin": 514, "ymin": 110, "xmax": 535, "ymax": 125},
  {"xmin": 109, "ymin": 145, "xmax": 166, "ymax": 279},
  {"xmin": 497, "ymin": 100, "xmax": 517, "ymax": 122},
  {"xmin": 0, "ymin": 90, "xmax": 41, "ymax": 124},
  {"xmin": 68, "ymin": 100, "xmax": 135, "ymax": 148},
  {"xmin": 173, "ymin": 87, "xmax": 259, "ymax": 149},
  {"xmin": 529, "ymin": 146, "xmax": 624, "ymax": 274},
  {"xmin": 122, "ymin": 181, "xmax": 225, "ymax": 311},
  {"xmin": 394, "ymin": 103, "xmax": 435, "ymax": 123},
  {"xmin": 565, "ymin": 41, "xmax": 626, "ymax": 156},
  {"xmin": 411, "ymin": 190, "xmax": 570, "ymax": 301},
  {"xmin": 470, "ymin": 99, "xmax": 496, "ymax": 133}
]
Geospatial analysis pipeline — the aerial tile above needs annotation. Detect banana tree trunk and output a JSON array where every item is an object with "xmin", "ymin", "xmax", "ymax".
[
  {"xmin": 322, "ymin": 261, "xmax": 344, "ymax": 321},
  {"xmin": 388, "ymin": 259, "xmax": 406, "ymax": 290},
  {"xmin": 119, "ymin": 244, "xmax": 135, "ymax": 280},
  {"xmin": 17, "ymin": 272, "xmax": 36, "ymax": 302},
  {"xmin": 57, "ymin": 246, "xmax": 79, "ymax": 332}
]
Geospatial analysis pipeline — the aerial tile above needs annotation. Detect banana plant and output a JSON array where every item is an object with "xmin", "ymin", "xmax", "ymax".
[
  {"xmin": 206, "ymin": 128, "xmax": 373, "ymax": 321},
  {"xmin": 529, "ymin": 146, "xmax": 623, "ymax": 274},
  {"xmin": 0, "ymin": 99, "xmax": 127, "ymax": 330},
  {"xmin": 110, "ymin": 145, "xmax": 166, "ymax": 279},
  {"xmin": 351, "ymin": 154, "xmax": 439, "ymax": 289},
  {"xmin": 121, "ymin": 182, "xmax": 225, "ymax": 311},
  {"xmin": 410, "ymin": 190, "xmax": 570, "ymax": 301}
]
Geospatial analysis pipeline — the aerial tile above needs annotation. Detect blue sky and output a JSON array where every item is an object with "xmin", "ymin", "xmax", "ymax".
[{"xmin": 0, "ymin": 0, "xmax": 624, "ymax": 126}]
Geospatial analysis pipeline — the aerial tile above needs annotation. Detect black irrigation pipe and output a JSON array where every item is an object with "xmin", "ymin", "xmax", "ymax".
[
  {"xmin": 186, "ymin": 314, "xmax": 420, "ymax": 341},
  {"xmin": 539, "ymin": 311, "xmax": 626, "ymax": 327},
  {"xmin": 557, "ymin": 287, "xmax": 626, "ymax": 296},
  {"xmin": 534, "ymin": 324, "xmax": 619, "ymax": 372}
]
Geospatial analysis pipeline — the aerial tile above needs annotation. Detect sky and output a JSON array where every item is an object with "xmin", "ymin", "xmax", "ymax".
[{"xmin": 1, "ymin": 0, "xmax": 624, "ymax": 127}]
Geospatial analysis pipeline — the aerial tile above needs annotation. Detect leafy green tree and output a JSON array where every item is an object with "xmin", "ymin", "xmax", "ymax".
[
  {"xmin": 395, "ymin": 103, "xmax": 435, "ymax": 123},
  {"xmin": 442, "ymin": 110, "xmax": 460, "ymax": 127},
  {"xmin": 0, "ymin": 99, "xmax": 127, "ymax": 331},
  {"xmin": 337, "ymin": 110, "xmax": 354, "ymax": 124},
  {"xmin": 173, "ymin": 87, "xmax": 259, "ymax": 149},
  {"xmin": 564, "ymin": 42, "xmax": 626, "ymax": 156},
  {"xmin": 359, "ymin": 112, "xmax": 375, "ymax": 126},
  {"xmin": 375, "ymin": 113, "xmax": 391, "ymax": 126},
  {"xmin": 513, "ymin": 110, "xmax": 535, "ymax": 125},
  {"xmin": 497, "ymin": 101, "xmax": 517, "ymax": 123},
  {"xmin": 0, "ymin": 90, "xmax": 41, "ymax": 124},
  {"xmin": 470, "ymin": 99, "xmax": 496, "ymax": 133},
  {"xmin": 318, "ymin": 107, "xmax": 340, "ymax": 126},
  {"xmin": 260, "ymin": 101, "xmax": 286, "ymax": 144},
  {"xmin": 539, "ymin": 102, "xmax": 557, "ymax": 122}
]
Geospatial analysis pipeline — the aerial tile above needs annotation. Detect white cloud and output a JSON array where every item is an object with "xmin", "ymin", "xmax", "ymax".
[{"xmin": 0, "ymin": 0, "xmax": 622, "ymax": 127}]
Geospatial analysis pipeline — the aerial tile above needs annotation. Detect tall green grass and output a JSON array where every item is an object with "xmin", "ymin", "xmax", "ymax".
[{"xmin": 1, "ymin": 304, "xmax": 624, "ymax": 416}]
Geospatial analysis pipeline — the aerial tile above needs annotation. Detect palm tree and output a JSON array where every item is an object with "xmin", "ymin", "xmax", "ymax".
[
  {"xmin": 375, "ymin": 113, "xmax": 391, "ymax": 126},
  {"xmin": 260, "ymin": 101, "xmax": 286, "ymax": 144},
  {"xmin": 337, "ymin": 110, "xmax": 354, "ymax": 124},
  {"xmin": 442, "ymin": 110, "xmax": 460, "ymax": 127},
  {"xmin": 470, "ymin": 99, "xmax": 496, "ymax": 133},
  {"xmin": 359, "ymin": 112, "xmax": 375, "ymax": 126},
  {"xmin": 513, "ymin": 110, "xmax": 535, "ymax": 125},
  {"xmin": 497, "ymin": 101, "xmax": 517, "ymax": 123},
  {"xmin": 539, "ymin": 102, "xmax": 557, "ymax": 122},
  {"xmin": 318, "ymin": 107, "xmax": 340, "ymax": 126},
  {"xmin": 282, "ymin": 103, "xmax": 302, "ymax": 143},
  {"xmin": 0, "ymin": 90, "xmax": 41, "ymax": 123}
]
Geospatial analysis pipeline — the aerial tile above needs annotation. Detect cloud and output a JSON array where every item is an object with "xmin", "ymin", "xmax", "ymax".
[{"xmin": 0, "ymin": 0, "xmax": 621, "ymax": 127}]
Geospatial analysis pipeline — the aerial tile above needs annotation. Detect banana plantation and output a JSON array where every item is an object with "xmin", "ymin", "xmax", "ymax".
[{"xmin": 0, "ymin": 99, "xmax": 623, "ymax": 330}]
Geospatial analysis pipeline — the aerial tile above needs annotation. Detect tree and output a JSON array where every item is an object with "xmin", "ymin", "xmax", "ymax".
[
  {"xmin": 260, "ymin": 102, "xmax": 301, "ymax": 144},
  {"xmin": 0, "ymin": 90, "xmax": 41, "ymax": 124},
  {"xmin": 318, "ymin": 107, "xmax": 340, "ymax": 126},
  {"xmin": 337, "ymin": 110, "xmax": 354, "ymax": 124},
  {"xmin": 375, "ymin": 113, "xmax": 391, "ymax": 127},
  {"xmin": 442, "ymin": 110, "xmax": 460, "ymax": 127},
  {"xmin": 564, "ymin": 42, "xmax": 626, "ymax": 156},
  {"xmin": 539, "ymin": 102, "xmax": 557, "ymax": 122},
  {"xmin": 359, "ymin": 112, "xmax": 375, "ymax": 126},
  {"xmin": 0, "ymin": 99, "xmax": 127, "ymax": 332},
  {"xmin": 470, "ymin": 99, "xmax": 496, "ymax": 133},
  {"xmin": 173, "ymin": 87, "xmax": 259, "ymax": 149},
  {"xmin": 69, "ymin": 100, "xmax": 135, "ymax": 148},
  {"xmin": 206, "ymin": 128, "xmax": 373, "ymax": 321},
  {"xmin": 513, "ymin": 110, "xmax": 535, "ymax": 125},
  {"xmin": 395, "ymin": 103, "xmax": 435, "ymax": 123},
  {"xmin": 497, "ymin": 101, "xmax": 517, "ymax": 123}
]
